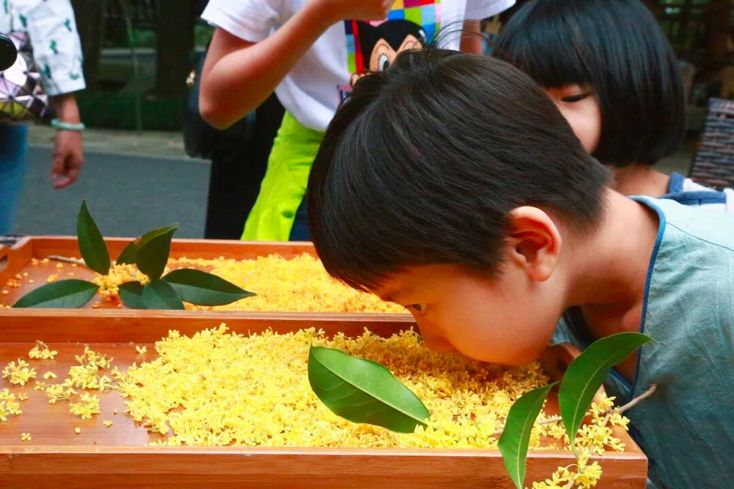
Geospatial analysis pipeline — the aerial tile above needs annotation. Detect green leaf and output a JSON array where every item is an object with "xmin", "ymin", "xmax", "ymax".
[
  {"xmin": 77, "ymin": 201, "xmax": 110, "ymax": 275},
  {"xmin": 498, "ymin": 383, "xmax": 557, "ymax": 489},
  {"xmin": 13, "ymin": 279, "xmax": 99, "ymax": 309},
  {"xmin": 118, "ymin": 281, "xmax": 145, "ymax": 309},
  {"xmin": 162, "ymin": 268, "xmax": 255, "ymax": 306},
  {"xmin": 307, "ymin": 346, "xmax": 429, "ymax": 433},
  {"xmin": 117, "ymin": 225, "xmax": 178, "ymax": 265},
  {"xmin": 559, "ymin": 332, "xmax": 652, "ymax": 445},
  {"xmin": 142, "ymin": 279, "xmax": 184, "ymax": 310},
  {"xmin": 116, "ymin": 241, "xmax": 138, "ymax": 265},
  {"xmin": 135, "ymin": 225, "xmax": 177, "ymax": 280}
]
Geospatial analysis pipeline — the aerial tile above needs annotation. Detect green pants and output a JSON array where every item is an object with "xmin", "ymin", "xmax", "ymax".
[{"xmin": 242, "ymin": 112, "xmax": 325, "ymax": 241}]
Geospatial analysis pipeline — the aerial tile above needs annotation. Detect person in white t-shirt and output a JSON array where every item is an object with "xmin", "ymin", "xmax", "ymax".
[{"xmin": 200, "ymin": 0, "xmax": 515, "ymax": 241}]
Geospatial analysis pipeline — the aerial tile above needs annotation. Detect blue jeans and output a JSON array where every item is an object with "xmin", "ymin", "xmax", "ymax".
[
  {"xmin": 288, "ymin": 198, "xmax": 310, "ymax": 241},
  {"xmin": 0, "ymin": 124, "xmax": 28, "ymax": 235}
]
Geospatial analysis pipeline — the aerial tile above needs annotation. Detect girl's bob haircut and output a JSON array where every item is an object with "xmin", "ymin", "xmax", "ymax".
[{"xmin": 494, "ymin": 0, "xmax": 686, "ymax": 168}]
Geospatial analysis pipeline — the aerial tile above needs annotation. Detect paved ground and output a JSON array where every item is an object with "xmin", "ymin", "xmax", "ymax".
[{"xmin": 14, "ymin": 125, "xmax": 210, "ymax": 238}]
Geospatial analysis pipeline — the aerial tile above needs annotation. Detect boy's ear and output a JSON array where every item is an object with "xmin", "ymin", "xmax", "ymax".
[{"xmin": 505, "ymin": 206, "xmax": 562, "ymax": 282}]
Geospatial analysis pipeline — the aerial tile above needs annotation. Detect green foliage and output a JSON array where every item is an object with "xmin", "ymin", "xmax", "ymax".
[
  {"xmin": 308, "ymin": 346, "xmax": 430, "ymax": 433},
  {"xmin": 77, "ymin": 200, "xmax": 110, "ymax": 275},
  {"xmin": 118, "ymin": 282, "xmax": 145, "ymax": 309},
  {"xmin": 142, "ymin": 279, "xmax": 184, "ymax": 310},
  {"xmin": 13, "ymin": 202, "xmax": 254, "ymax": 310},
  {"xmin": 499, "ymin": 383, "xmax": 557, "ymax": 489},
  {"xmin": 116, "ymin": 241, "xmax": 138, "ymax": 265},
  {"xmin": 162, "ymin": 268, "xmax": 254, "ymax": 306},
  {"xmin": 558, "ymin": 332, "xmax": 652, "ymax": 445},
  {"xmin": 13, "ymin": 279, "xmax": 98, "ymax": 308}
]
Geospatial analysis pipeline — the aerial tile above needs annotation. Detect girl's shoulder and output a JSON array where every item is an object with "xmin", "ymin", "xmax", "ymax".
[{"xmin": 662, "ymin": 172, "xmax": 734, "ymax": 214}]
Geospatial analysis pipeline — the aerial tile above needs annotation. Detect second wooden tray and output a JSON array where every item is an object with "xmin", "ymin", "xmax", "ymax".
[{"xmin": 0, "ymin": 236, "xmax": 412, "ymax": 323}]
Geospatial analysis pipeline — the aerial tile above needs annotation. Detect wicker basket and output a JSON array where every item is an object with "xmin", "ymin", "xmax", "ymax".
[{"xmin": 689, "ymin": 98, "xmax": 734, "ymax": 189}]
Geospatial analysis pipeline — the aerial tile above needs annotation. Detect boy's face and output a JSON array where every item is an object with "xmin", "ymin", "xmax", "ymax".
[{"xmin": 374, "ymin": 263, "xmax": 563, "ymax": 366}]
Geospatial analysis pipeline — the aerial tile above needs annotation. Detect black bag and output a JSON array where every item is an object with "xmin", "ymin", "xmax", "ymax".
[
  {"xmin": 0, "ymin": 34, "xmax": 17, "ymax": 70},
  {"xmin": 183, "ymin": 50, "xmax": 255, "ymax": 159},
  {"xmin": 0, "ymin": 6, "xmax": 54, "ymax": 123}
]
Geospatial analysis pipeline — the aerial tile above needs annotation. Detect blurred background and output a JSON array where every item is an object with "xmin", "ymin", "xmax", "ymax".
[{"xmin": 11, "ymin": 0, "xmax": 734, "ymax": 238}]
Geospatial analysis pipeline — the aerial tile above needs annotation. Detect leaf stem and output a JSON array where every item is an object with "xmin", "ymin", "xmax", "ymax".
[
  {"xmin": 48, "ymin": 255, "xmax": 86, "ymax": 266},
  {"xmin": 490, "ymin": 384, "xmax": 657, "ymax": 437}
]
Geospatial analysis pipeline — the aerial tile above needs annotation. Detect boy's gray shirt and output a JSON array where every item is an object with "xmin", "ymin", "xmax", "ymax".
[{"xmin": 555, "ymin": 197, "xmax": 734, "ymax": 489}]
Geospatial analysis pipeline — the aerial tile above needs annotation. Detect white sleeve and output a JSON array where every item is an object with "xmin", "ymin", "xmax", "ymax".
[
  {"xmin": 465, "ymin": 0, "xmax": 516, "ymax": 20},
  {"xmin": 201, "ymin": 0, "xmax": 284, "ymax": 42},
  {"xmin": 24, "ymin": 0, "xmax": 86, "ymax": 96}
]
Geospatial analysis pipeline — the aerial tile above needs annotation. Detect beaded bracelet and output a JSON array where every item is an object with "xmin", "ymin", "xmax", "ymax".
[{"xmin": 51, "ymin": 118, "xmax": 86, "ymax": 132}]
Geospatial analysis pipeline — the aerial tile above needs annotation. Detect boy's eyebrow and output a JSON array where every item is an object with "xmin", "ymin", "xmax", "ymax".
[{"xmin": 376, "ymin": 284, "xmax": 413, "ymax": 305}]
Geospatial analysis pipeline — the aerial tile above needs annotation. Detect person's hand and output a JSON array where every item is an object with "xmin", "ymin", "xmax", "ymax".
[
  {"xmin": 312, "ymin": 0, "xmax": 394, "ymax": 22},
  {"xmin": 51, "ymin": 129, "xmax": 84, "ymax": 189}
]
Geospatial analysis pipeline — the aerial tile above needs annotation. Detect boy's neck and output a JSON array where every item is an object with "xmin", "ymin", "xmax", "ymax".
[
  {"xmin": 563, "ymin": 190, "xmax": 660, "ymax": 377},
  {"xmin": 613, "ymin": 164, "xmax": 670, "ymax": 197}
]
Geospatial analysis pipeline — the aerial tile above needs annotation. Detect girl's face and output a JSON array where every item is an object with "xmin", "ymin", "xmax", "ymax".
[{"xmin": 544, "ymin": 84, "xmax": 602, "ymax": 153}]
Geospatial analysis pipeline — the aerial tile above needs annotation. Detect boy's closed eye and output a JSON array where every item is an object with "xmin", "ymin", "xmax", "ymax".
[{"xmin": 405, "ymin": 304, "xmax": 426, "ymax": 314}]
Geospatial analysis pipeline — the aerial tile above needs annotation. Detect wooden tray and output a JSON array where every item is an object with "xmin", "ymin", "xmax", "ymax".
[
  {"xmin": 0, "ymin": 315, "xmax": 647, "ymax": 488},
  {"xmin": 0, "ymin": 236, "xmax": 411, "ymax": 322}
]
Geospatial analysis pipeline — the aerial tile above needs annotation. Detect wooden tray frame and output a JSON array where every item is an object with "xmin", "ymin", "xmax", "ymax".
[
  {"xmin": 0, "ymin": 236, "xmax": 412, "ymax": 323},
  {"xmin": 0, "ymin": 314, "xmax": 647, "ymax": 488}
]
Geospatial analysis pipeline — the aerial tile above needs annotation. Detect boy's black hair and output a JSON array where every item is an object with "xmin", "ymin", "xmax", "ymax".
[
  {"xmin": 307, "ymin": 49, "xmax": 610, "ymax": 292},
  {"xmin": 493, "ymin": 0, "xmax": 685, "ymax": 168}
]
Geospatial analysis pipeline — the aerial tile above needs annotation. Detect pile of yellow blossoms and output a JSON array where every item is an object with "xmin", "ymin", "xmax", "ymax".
[
  {"xmin": 0, "ymin": 326, "xmax": 630, "ymax": 488},
  {"xmin": 91, "ymin": 254, "xmax": 404, "ymax": 313}
]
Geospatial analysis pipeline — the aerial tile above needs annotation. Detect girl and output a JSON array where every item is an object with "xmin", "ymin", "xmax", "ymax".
[
  {"xmin": 200, "ymin": 0, "xmax": 516, "ymax": 241},
  {"xmin": 493, "ymin": 0, "xmax": 734, "ymax": 213}
]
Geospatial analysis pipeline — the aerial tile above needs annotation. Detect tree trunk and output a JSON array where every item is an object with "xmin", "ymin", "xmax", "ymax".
[
  {"xmin": 70, "ymin": 0, "xmax": 105, "ymax": 89},
  {"xmin": 155, "ymin": 0, "xmax": 195, "ymax": 97},
  {"xmin": 707, "ymin": 0, "xmax": 733, "ymax": 63}
]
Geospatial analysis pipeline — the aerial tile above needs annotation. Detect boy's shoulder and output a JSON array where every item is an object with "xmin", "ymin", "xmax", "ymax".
[{"xmin": 635, "ymin": 196, "xmax": 734, "ymax": 253}]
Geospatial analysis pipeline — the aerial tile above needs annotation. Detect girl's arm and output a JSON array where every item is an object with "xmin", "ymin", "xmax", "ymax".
[
  {"xmin": 200, "ymin": 0, "xmax": 393, "ymax": 129},
  {"xmin": 460, "ymin": 20, "xmax": 484, "ymax": 54}
]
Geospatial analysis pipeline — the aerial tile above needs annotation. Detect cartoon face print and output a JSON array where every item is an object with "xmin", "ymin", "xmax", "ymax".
[
  {"xmin": 359, "ymin": 19, "xmax": 427, "ymax": 72},
  {"xmin": 340, "ymin": 3, "xmax": 439, "ymax": 101}
]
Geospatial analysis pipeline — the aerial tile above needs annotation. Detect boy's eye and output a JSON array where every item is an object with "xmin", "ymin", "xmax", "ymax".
[
  {"xmin": 560, "ymin": 92, "xmax": 591, "ymax": 103},
  {"xmin": 406, "ymin": 304, "xmax": 426, "ymax": 314}
]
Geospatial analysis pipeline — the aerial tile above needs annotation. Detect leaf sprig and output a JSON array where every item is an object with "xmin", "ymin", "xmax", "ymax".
[
  {"xmin": 13, "ymin": 201, "xmax": 254, "ymax": 310},
  {"xmin": 308, "ymin": 332, "xmax": 652, "ymax": 489}
]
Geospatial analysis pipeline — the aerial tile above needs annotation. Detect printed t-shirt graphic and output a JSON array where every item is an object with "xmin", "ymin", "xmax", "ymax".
[{"xmin": 340, "ymin": 0, "xmax": 440, "ymax": 99}]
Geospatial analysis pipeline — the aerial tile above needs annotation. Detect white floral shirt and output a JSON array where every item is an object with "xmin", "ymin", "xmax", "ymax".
[{"xmin": 1, "ymin": 0, "xmax": 85, "ymax": 96}]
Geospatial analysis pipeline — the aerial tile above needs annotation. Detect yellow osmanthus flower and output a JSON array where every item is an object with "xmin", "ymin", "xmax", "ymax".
[
  {"xmin": 29, "ymin": 340, "xmax": 58, "ymax": 360},
  {"xmin": 43, "ymin": 371, "xmax": 58, "ymax": 380},
  {"xmin": 45, "ymin": 383, "xmax": 77, "ymax": 404},
  {"xmin": 95, "ymin": 254, "xmax": 403, "ymax": 313},
  {"xmin": 93, "ymin": 264, "xmax": 149, "ymax": 301},
  {"xmin": 2, "ymin": 359, "xmax": 37, "ymax": 385},
  {"xmin": 69, "ymin": 393, "xmax": 101, "ymax": 420},
  {"xmin": 0, "ymin": 389, "xmax": 23, "ymax": 422},
  {"xmin": 20, "ymin": 432, "xmax": 31, "ymax": 441}
]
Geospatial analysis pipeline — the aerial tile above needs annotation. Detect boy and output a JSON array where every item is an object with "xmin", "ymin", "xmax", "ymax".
[{"xmin": 306, "ymin": 49, "xmax": 734, "ymax": 489}]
